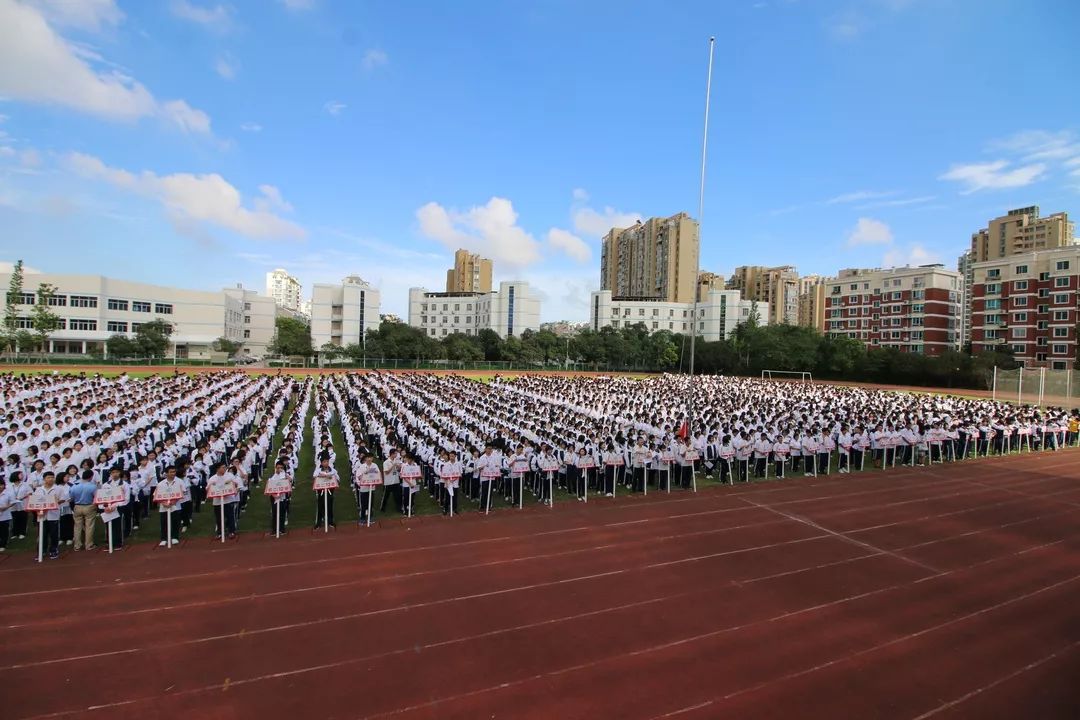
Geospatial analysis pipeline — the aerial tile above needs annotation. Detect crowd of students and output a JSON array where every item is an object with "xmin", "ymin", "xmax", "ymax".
[{"xmin": 1, "ymin": 370, "xmax": 1077, "ymax": 557}]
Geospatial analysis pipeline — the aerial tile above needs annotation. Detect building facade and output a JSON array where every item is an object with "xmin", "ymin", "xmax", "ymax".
[
  {"xmin": 310, "ymin": 276, "xmax": 381, "ymax": 349},
  {"xmin": 600, "ymin": 213, "xmax": 699, "ymax": 303},
  {"xmin": 223, "ymin": 285, "xmax": 277, "ymax": 357},
  {"xmin": 265, "ymin": 268, "xmax": 303, "ymax": 314},
  {"xmin": 957, "ymin": 251, "xmax": 975, "ymax": 347},
  {"xmin": 590, "ymin": 289, "xmax": 767, "ymax": 342},
  {"xmin": 969, "ymin": 247, "xmax": 1080, "ymax": 369},
  {"xmin": 796, "ymin": 275, "xmax": 828, "ymax": 332},
  {"xmin": 0, "ymin": 271, "xmax": 252, "ymax": 359},
  {"xmin": 970, "ymin": 206, "xmax": 1074, "ymax": 264},
  {"xmin": 408, "ymin": 281, "xmax": 540, "ymax": 340},
  {"xmin": 445, "ymin": 249, "xmax": 493, "ymax": 294},
  {"xmin": 727, "ymin": 265, "xmax": 799, "ymax": 326},
  {"xmin": 696, "ymin": 270, "xmax": 726, "ymax": 301},
  {"xmin": 824, "ymin": 265, "xmax": 962, "ymax": 356}
]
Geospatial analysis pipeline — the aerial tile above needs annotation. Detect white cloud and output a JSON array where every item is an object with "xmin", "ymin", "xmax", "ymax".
[
  {"xmin": 170, "ymin": 0, "xmax": 232, "ymax": 31},
  {"xmin": 0, "ymin": 261, "xmax": 42, "ymax": 273},
  {"xmin": 416, "ymin": 197, "xmax": 541, "ymax": 267},
  {"xmin": 571, "ymin": 188, "xmax": 589, "ymax": 202},
  {"xmin": 31, "ymin": 0, "xmax": 123, "ymax": 32},
  {"xmin": 846, "ymin": 217, "xmax": 893, "ymax": 246},
  {"xmin": 826, "ymin": 189, "xmax": 896, "ymax": 204},
  {"xmin": 240, "ymin": 121, "xmax": 262, "ymax": 132},
  {"xmin": 546, "ymin": 228, "xmax": 590, "ymax": 262},
  {"xmin": 215, "ymin": 55, "xmax": 237, "ymax": 80},
  {"xmin": 361, "ymin": 48, "xmax": 388, "ymax": 71},
  {"xmin": 988, "ymin": 130, "xmax": 1080, "ymax": 162},
  {"xmin": 0, "ymin": 0, "xmax": 213, "ymax": 133},
  {"xmin": 883, "ymin": 243, "xmax": 937, "ymax": 268},
  {"xmin": 19, "ymin": 148, "xmax": 41, "ymax": 168},
  {"xmin": 939, "ymin": 160, "xmax": 1045, "ymax": 194},
  {"xmin": 279, "ymin": 0, "xmax": 315, "ymax": 10},
  {"xmin": 572, "ymin": 205, "xmax": 643, "ymax": 237},
  {"xmin": 855, "ymin": 195, "xmax": 936, "ymax": 210},
  {"xmin": 255, "ymin": 184, "xmax": 293, "ymax": 213},
  {"xmin": 66, "ymin": 152, "xmax": 305, "ymax": 240},
  {"xmin": 324, "ymin": 100, "xmax": 346, "ymax": 116}
]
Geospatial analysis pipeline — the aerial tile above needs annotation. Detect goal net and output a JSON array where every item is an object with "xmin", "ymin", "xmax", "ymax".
[{"xmin": 761, "ymin": 370, "xmax": 813, "ymax": 383}]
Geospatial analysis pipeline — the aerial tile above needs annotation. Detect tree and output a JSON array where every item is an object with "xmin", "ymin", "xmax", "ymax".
[
  {"xmin": 476, "ymin": 328, "xmax": 504, "ymax": 361},
  {"xmin": 343, "ymin": 343, "xmax": 367, "ymax": 362},
  {"xmin": 269, "ymin": 316, "xmax": 313, "ymax": 356},
  {"xmin": 212, "ymin": 336, "xmax": 242, "ymax": 355},
  {"xmin": 134, "ymin": 319, "xmax": 174, "ymax": 358},
  {"xmin": 107, "ymin": 334, "xmax": 138, "ymax": 357},
  {"xmin": 319, "ymin": 342, "xmax": 345, "ymax": 362},
  {"xmin": 443, "ymin": 332, "xmax": 483, "ymax": 362},
  {"xmin": 30, "ymin": 282, "xmax": 61, "ymax": 356},
  {"xmin": 3, "ymin": 259, "xmax": 24, "ymax": 354}
]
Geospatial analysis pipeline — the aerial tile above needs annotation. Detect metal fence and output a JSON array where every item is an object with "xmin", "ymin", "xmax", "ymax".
[{"xmin": 992, "ymin": 367, "xmax": 1080, "ymax": 409}]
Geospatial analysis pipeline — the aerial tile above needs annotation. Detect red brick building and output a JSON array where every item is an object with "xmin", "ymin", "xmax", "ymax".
[
  {"xmin": 825, "ymin": 265, "xmax": 962, "ymax": 356},
  {"xmin": 970, "ymin": 247, "xmax": 1080, "ymax": 369}
]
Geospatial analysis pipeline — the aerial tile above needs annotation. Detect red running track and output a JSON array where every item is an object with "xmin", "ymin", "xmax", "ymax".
[{"xmin": 3, "ymin": 450, "xmax": 1079, "ymax": 720}]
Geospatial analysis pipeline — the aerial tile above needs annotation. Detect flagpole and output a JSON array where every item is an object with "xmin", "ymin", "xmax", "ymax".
[{"xmin": 687, "ymin": 36, "xmax": 715, "ymax": 451}]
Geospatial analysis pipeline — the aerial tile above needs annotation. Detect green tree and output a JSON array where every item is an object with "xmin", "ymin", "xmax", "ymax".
[
  {"xmin": 319, "ymin": 342, "xmax": 345, "ymax": 362},
  {"xmin": 475, "ymin": 328, "xmax": 504, "ymax": 361},
  {"xmin": 135, "ymin": 319, "xmax": 174, "ymax": 358},
  {"xmin": 443, "ymin": 332, "xmax": 483, "ymax": 362},
  {"xmin": 31, "ymin": 282, "xmax": 62, "ymax": 356},
  {"xmin": 343, "ymin": 342, "xmax": 367, "ymax": 362},
  {"xmin": 269, "ymin": 316, "xmax": 313, "ymax": 356},
  {"xmin": 212, "ymin": 336, "xmax": 243, "ymax": 355},
  {"xmin": 107, "ymin": 334, "xmax": 138, "ymax": 357},
  {"xmin": 3, "ymin": 259, "xmax": 24, "ymax": 354}
]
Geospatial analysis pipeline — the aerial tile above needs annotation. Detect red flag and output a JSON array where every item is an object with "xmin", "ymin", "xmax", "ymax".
[{"xmin": 677, "ymin": 421, "xmax": 689, "ymax": 440}]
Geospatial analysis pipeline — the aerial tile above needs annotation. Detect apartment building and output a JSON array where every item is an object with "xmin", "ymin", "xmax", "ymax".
[
  {"xmin": 727, "ymin": 265, "xmax": 799, "ymax": 326},
  {"xmin": 696, "ymin": 270, "xmax": 726, "ymax": 301},
  {"xmin": 445, "ymin": 249, "xmax": 493, "ymax": 294},
  {"xmin": 408, "ymin": 281, "xmax": 540, "ymax": 340},
  {"xmin": 824, "ymin": 265, "xmax": 962, "ymax": 355},
  {"xmin": 970, "ymin": 206, "xmax": 1074, "ymax": 263},
  {"xmin": 590, "ymin": 289, "xmax": 767, "ymax": 342},
  {"xmin": 969, "ymin": 247, "xmax": 1080, "ymax": 369},
  {"xmin": 266, "ymin": 268, "xmax": 303, "ymax": 314},
  {"xmin": 796, "ymin": 275, "xmax": 828, "ymax": 332},
  {"xmin": 310, "ymin": 275, "xmax": 382, "ymax": 348},
  {"xmin": 600, "ymin": 213, "xmax": 699, "ymax": 303}
]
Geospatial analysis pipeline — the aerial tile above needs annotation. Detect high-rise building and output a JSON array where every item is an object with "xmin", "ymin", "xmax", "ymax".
[
  {"xmin": 445, "ymin": 249, "xmax": 493, "ymax": 294},
  {"xmin": 727, "ymin": 265, "xmax": 799, "ymax": 326},
  {"xmin": 696, "ymin": 271, "xmax": 726, "ymax": 301},
  {"xmin": 265, "ymin": 268, "xmax": 302, "ymax": 313},
  {"xmin": 409, "ymin": 281, "xmax": 540, "ymax": 339},
  {"xmin": 796, "ymin": 274, "xmax": 828, "ymax": 332},
  {"xmin": 310, "ymin": 276, "xmax": 381, "ymax": 348},
  {"xmin": 590, "ymin": 289, "xmax": 767, "ymax": 341},
  {"xmin": 824, "ymin": 265, "xmax": 962, "ymax": 356},
  {"xmin": 969, "ymin": 247, "xmax": 1080, "ymax": 369},
  {"xmin": 970, "ymin": 206, "xmax": 1074, "ymax": 263},
  {"xmin": 957, "ymin": 251, "xmax": 975, "ymax": 347},
  {"xmin": 600, "ymin": 213, "xmax": 699, "ymax": 303}
]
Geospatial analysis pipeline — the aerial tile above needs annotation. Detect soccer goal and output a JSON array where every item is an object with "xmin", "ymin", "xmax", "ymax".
[{"xmin": 761, "ymin": 370, "xmax": 813, "ymax": 383}]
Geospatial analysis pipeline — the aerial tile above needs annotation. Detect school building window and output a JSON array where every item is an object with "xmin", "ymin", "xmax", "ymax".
[
  {"xmin": 16, "ymin": 292, "xmax": 35, "ymax": 305},
  {"xmin": 106, "ymin": 321, "xmax": 128, "ymax": 333},
  {"xmin": 1012, "ymin": 328, "xmax": 1027, "ymax": 339},
  {"xmin": 243, "ymin": 330, "xmax": 250, "ymax": 339},
  {"xmin": 132, "ymin": 301, "xmax": 151, "ymax": 312},
  {"xmin": 69, "ymin": 319, "xmax": 98, "ymax": 331},
  {"xmin": 70, "ymin": 295, "xmax": 98, "ymax": 308},
  {"xmin": 154, "ymin": 303, "xmax": 173, "ymax": 314},
  {"xmin": 244, "ymin": 316, "xmax": 250, "ymax": 324},
  {"xmin": 1013, "ymin": 296, "xmax": 1028, "ymax": 307},
  {"xmin": 15, "ymin": 316, "xmax": 33, "ymax": 329}
]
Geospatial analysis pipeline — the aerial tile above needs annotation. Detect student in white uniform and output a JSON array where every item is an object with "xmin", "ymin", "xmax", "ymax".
[
  {"xmin": 207, "ymin": 464, "xmax": 238, "ymax": 538},
  {"xmin": 379, "ymin": 448, "xmax": 403, "ymax": 515},
  {"xmin": 0, "ymin": 479, "xmax": 14, "ymax": 550},
  {"xmin": 155, "ymin": 466, "xmax": 184, "ymax": 546},
  {"xmin": 38, "ymin": 472, "xmax": 65, "ymax": 559},
  {"xmin": 313, "ymin": 455, "xmax": 339, "ymax": 529},
  {"xmin": 355, "ymin": 454, "xmax": 382, "ymax": 525}
]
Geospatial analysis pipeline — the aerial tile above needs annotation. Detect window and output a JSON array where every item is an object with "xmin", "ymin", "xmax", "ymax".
[
  {"xmin": 154, "ymin": 303, "xmax": 173, "ymax": 314},
  {"xmin": 454, "ymin": 304, "xmax": 460, "ymax": 311},
  {"xmin": 1040, "ymin": 272, "xmax": 1050, "ymax": 282},
  {"xmin": 1014, "ymin": 280, "xmax": 1028, "ymax": 291},
  {"xmin": 69, "ymin": 319, "xmax": 97, "ymax": 331},
  {"xmin": 244, "ymin": 316, "xmax": 250, "ymax": 324},
  {"xmin": 1055, "ymin": 293, "xmax": 1069, "ymax": 304},
  {"xmin": 1012, "ymin": 328, "xmax": 1027, "ymax": 339},
  {"xmin": 1037, "ymin": 337, "xmax": 1048, "ymax": 346},
  {"xmin": 132, "ymin": 301, "xmax": 151, "ymax": 313},
  {"xmin": 1055, "ymin": 277, "xmax": 1070, "ymax": 287},
  {"xmin": 1013, "ymin": 296, "xmax": 1028, "ymax": 307},
  {"xmin": 831, "ymin": 286, "xmax": 840, "ymax": 295},
  {"xmin": 1053, "ymin": 344, "xmax": 1068, "ymax": 355},
  {"xmin": 890, "ymin": 291, "xmax": 901, "ymax": 301},
  {"xmin": 912, "ymin": 303, "xmax": 924, "ymax": 313},
  {"xmin": 1015, "ymin": 265, "xmax": 1028, "ymax": 274},
  {"xmin": 984, "ymin": 283, "xmax": 1000, "ymax": 294},
  {"xmin": 985, "ymin": 299, "xmax": 1001, "ymax": 310},
  {"xmin": 652, "ymin": 321, "xmax": 658, "ymax": 329},
  {"xmin": 47, "ymin": 295, "xmax": 67, "ymax": 307},
  {"xmin": 1011, "ymin": 344, "xmax": 1026, "ymax": 354},
  {"xmin": 1013, "ymin": 312, "xmax": 1027, "ymax": 323},
  {"xmin": 1053, "ymin": 310, "xmax": 1069, "ymax": 321},
  {"xmin": 16, "ymin": 292, "xmax": 35, "ymax": 305},
  {"xmin": 1052, "ymin": 361, "xmax": 1068, "ymax": 370},
  {"xmin": 987, "ymin": 269, "xmax": 1000, "ymax": 279},
  {"xmin": 107, "ymin": 299, "xmax": 129, "ymax": 311},
  {"xmin": 1057, "ymin": 261, "xmax": 1070, "ymax": 271},
  {"xmin": 15, "ymin": 316, "xmax": 33, "ymax": 329},
  {"xmin": 911, "ymin": 289, "xmax": 925, "ymax": 300},
  {"xmin": 849, "ymin": 283, "xmax": 858, "ymax": 291},
  {"xmin": 106, "ymin": 321, "xmax": 128, "ymax": 333},
  {"xmin": 1038, "ymin": 304, "xmax": 1049, "ymax": 314},
  {"xmin": 1053, "ymin": 327, "xmax": 1069, "ymax": 338},
  {"xmin": 70, "ymin": 295, "xmax": 98, "ymax": 308},
  {"xmin": 243, "ymin": 329, "xmax": 251, "ymax": 339}
]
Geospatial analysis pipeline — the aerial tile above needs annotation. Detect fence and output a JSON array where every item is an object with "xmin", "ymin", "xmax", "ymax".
[{"xmin": 992, "ymin": 367, "xmax": 1080, "ymax": 409}]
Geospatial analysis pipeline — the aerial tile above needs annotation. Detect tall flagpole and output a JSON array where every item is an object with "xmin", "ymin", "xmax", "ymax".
[{"xmin": 687, "ymin": 36, "xmax": 715, "ymax": 441}]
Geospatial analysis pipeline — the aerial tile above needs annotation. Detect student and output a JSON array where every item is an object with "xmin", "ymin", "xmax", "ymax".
[
  {"xmin": 8, "ymin": 471, "xmax": 30, "ymax": 540},
  {"xmin": 0, "ymin": 478, "xmax": 13, "ymax": 550},
  {"xmin": 207, "ymin": 464, "xmax": 238, "ymax": 538},
  {"xmin": 477, "ymin": 446, "xmax": 500, "ymax": 512},
  {"xmin": 440, "ymin": 451, "xmax": 462, "ymax": 515},
  {"xmin": 400, "ymin": 454, "xmax": 422, "ymax": 516},
  {"xmin": 380, "ymin": 448, "xmax": 403, "ymax": 515},
  {"xmin": 837, "ymin": 425, "xmax": 852, "ymax": 474},
  {"xmin": 313, "ymin": 455, "xmax": 338, "ymax": 529},
  {"xmin": 38, "ymin": 472, "xmax": 64, "ymax": 560},
  {"xmin": 753, "ymin": 432, "xmax": 771, "ymax": 479},
  {"xmin": 573, "ymin": 446, "xmax": 592, "ymax": 501},
  {"xmin": 98, "ymin": 470, "xmax": 124, "ymax": 549},
  {"xmin": 155, "ymin": 466, "xmax": 184, "ymax": 547},
  {"xmin": 771, "ymin": 435, "xmax": 790, "ymax": 478},
  {"xmin": 266, "ymin": 461, "xmax": 291, "ymax": 534},
  {"xmin": 355, "ymin": 454, "xmax": 382, "ymax": 525},
  {"xmin": 631, "ymin": 437, "xmax": 650, "ymax": 493}
]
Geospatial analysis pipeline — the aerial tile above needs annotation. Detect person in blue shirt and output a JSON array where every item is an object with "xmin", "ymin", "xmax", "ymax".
[{"xmin": 69, "ymin": 471, "xmax": 99, "ymax": 551}]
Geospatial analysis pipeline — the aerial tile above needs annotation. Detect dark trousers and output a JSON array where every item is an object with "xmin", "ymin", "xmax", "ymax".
[
  {"xmin": 159, "ymin": 511, "xmax": 180, "ymax": 542},
  {"xmin": 479, "ymin": 480, "xmax": 492, "ymax": 511},
  {"xmin": 442, "ymin": 489, "xmax": 458, "ymax": 515},
  {"xmin": 43, "ymin": 519, "xmax": 59, "ymax": 555},
  {"xmin": 380, "ymin": 484, "xmax": 403, "ymax": 513},
  {"xmin": 59, "ymin": 514, "xmax": 74, "ymax": 542},
  {"xmin": 12, "ymin": 510, "xmax": 28, "ymax": 537},
  {"xmin": 358, "ymin": 491, "xmax": 374, "ymax": 523},
  {"xmin": 213, "ymin": 502, "xmax": 238, "ymax": 536},
  {"xmin": 106, "ymin": 517, "xmax": 123, "ymax": 548},
  {"xmin": 0, "ymin": 519, "xmax": 8, "ymax": 548},
  {"xmin": 754, "ymin": 457, "xmax": 767, "ymax": 478},
  {"xmin": 270, "ymin": 501, "xmax": 286, "ymax": 534},
  {"xmin": 632, "ymin": 467, "xmax": 646, "ymax": 492},
  {"xmin": 719, "ymin": 460, "xmax": 731, "ymax": 484},
  {"xmin": 315, "ymin": 490, "xmax": 335, "ymax": 528}
]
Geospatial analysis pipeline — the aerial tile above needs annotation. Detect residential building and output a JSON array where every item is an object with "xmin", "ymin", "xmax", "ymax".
[
  {"xmin": 824, "ymin": 265, "xmax": 962, "ymax": 356},
  {"xmin": 727, "ymin": 265, "xmax": 799, "ymax": 325},
  {"xmin": 445, "ymin": 249, "xmax": 493, "ymax": 293},
  {"xmin": 958, "ymin": 251, "xmax": 975, "ymax": 347},
  {"xmin": 796, "ymin": 275, "xmax": 828, "ymax": 332},
  {"xmin": 265, "ymin": 268, "xmax": 303, "ymax": 313},
  {"xmin": 600, "ymin": 213, "xmax": 699, "ymax": 303},
  {"xmin": 409, "ymin": 281, "xmax": 540, "ymax": 340},
  {"xmin": 0, "ymin": 270, "xmax": 250, "ymax": 359},
  {"xmin": 590, "ymin": 289, "xmax": 767, "ymax": 342},
  {"xmin": 223, "ymin": 285, "xmax": 277, "ymax": 357},
  {"xmin": 969, "ymin": 247, "xmax": 1080, "ymax": 369},
  {"xmin": 310, "ymin": 276, "xmax": 381, "ymax": 349},
  {"xmin": 970, "ymin": 206, "xmax": 1074, "ymax": 263},
  {"xmin": 540, "ymin": 320, "xmax": 588, "ymax": 337},
  {"xmin": 696, "ymin": 271, "xmax": 726, "ymax": 301}
]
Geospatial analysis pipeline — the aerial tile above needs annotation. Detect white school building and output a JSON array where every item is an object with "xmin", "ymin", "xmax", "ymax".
[
  {"xmin": 408, "ymin": 281, "xmax": 541, "ymax": 339},
  {"xmin": 589, "ymin": 289, "xmax": 767, "ymax": 341}
]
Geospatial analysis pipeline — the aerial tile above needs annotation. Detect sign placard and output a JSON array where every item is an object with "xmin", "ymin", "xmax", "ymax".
[
  {"xmin": 24, "ymin": 488, "xmax": 59, "ymax": 513},
  {"xmin": 153, "ymin": 485, "xmax": 184, "ymax": 503},
  {"xmin": 94, "ymin": 485, "xmax": 125, "ymax": 508},
  {"xmin": 206, "ymin": 479, "xmax": 238, "ymax": 500},
  {"xmin": 264, "ymin": 476, "xmax": 291, "ymax": 496},
  {"xmin": 313, "ymin": 473, "xmax": 339, "ymax": 491}
]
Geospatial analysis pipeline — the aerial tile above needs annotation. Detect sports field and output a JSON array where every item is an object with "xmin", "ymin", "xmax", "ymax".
[{"xmin": 4, "ymin": 447, "xmax": 1078, "ymax": 719}]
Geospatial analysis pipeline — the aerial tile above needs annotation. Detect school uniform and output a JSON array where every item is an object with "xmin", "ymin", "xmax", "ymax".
[
  {"xmin": 98, "ymin": 481, "xmax": 124, "ymax": 549},
  {"xmin": 440, "ymin": 461, "xmax": 462, "ymax": 515},
  {"xmin": 10, "ymin": 480, "xmax": 30, "ymax": 538},
  {"xmin": 155, "ymin": 478, "xmax": 183, "ymax": 545},
  {"xmin": 313, "ymin": 467, "xmax": 339, "ymax": 528},
  {"xmin": 355, "ymin": 462, "xmax": 382, "ymax": 524},
  {"xmin": 207, "ymin": 473, "xmax": 238, "ymax": 537},
  {"xmin": 400, "ymin": 462, "xmax": 422, "ymax": 515},
  {"xmin": 0, "ymin": 484, "xmax": 13, "ymax": 550},
  {"xmin": 380, "ymin": 458, "xmax": 403, "ymax": 514}
]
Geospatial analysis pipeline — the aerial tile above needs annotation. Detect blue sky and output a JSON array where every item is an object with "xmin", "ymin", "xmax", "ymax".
[{"xmin": 1, "ymin": 0, "xmax": 1078, "ymax": 321}]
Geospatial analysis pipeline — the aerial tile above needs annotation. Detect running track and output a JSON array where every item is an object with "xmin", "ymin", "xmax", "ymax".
[{"xmin": 3, "ymin": 450, "xmax": 1079, "ymax": 719}]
